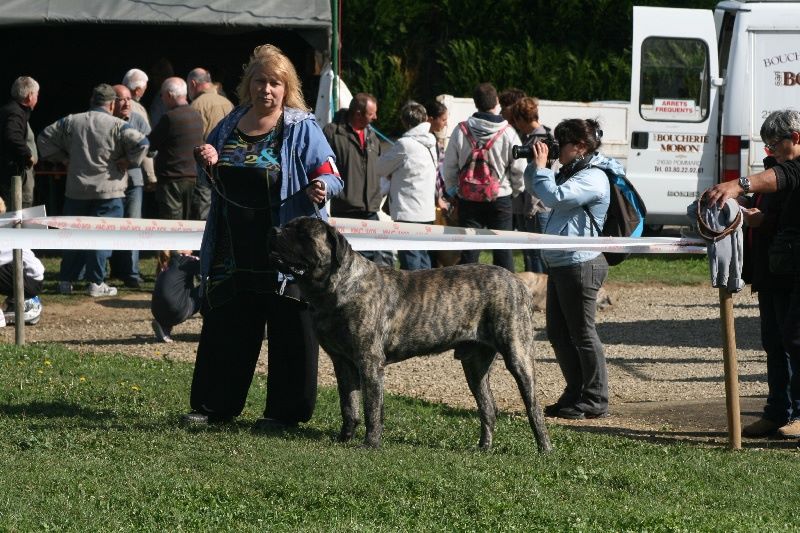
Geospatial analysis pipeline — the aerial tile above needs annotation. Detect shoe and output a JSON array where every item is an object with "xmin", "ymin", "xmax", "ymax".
[
  {"xmin": 180, "ymin": 412, "xmax": 209, "ymax": 426},
  {"xmin": 57, "ymin": 281, "xmax": 73, "ymax": 295},
  {"xmin": 254, "ymin": 417, "xmax": 297, "ymax": 432},
  {"xmin": 180, "ymin": 411, "xmax": 232, "ymax": 426},
  {"xmin": 151, "ymin": 320, "xmax": 173, "ymax": 343},
  {"xmin": 742, "ymin": 417, "xmax": 783, "ymax": 438},
  {"xmin": 86, "ymin": 282, "xmax": 118, "ymax": 297},
  {"xmin": 23, "ymin": 296, "xmax": 42, "ymax": 325},
  {"xmin": 556, "ymin": 406, "xmax": 609, "ymax": 420},
  {"xmin": 543, "ymin": 403, "xmax": 562, "ymax": 417},
  {"xmin": 5, "ymin": 296, "xmax": 43, "ymax": 326},
  {"xmin": 123, "ymin": 277, "xmax": 143, "ymax": 289},
  {"xmin": 776, "ymin": 419, "xmax": 800, "ymax": 439}
]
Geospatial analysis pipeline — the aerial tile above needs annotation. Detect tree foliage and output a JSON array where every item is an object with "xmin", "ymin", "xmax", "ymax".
[{"xmin": 339, "ymin": 0, "xmax": 717, "ymax": 133}]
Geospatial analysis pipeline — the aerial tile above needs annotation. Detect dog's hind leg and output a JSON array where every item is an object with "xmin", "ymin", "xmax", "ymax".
[
  {"xmin": 500, "ymin": 344, "xmax": 553, "ymax": 453},
  {"xmin": 459, "ymin": 344, "xmax": 498, "ymax": 451},
  {"xmin": 329, "ymin": 354, "xmax": 361, "ymax": 442}
]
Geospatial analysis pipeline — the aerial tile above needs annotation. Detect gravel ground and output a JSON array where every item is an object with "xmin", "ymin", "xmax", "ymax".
[{"xmin": 2, "ymin": 283, "xmax": 771, "ymax": 441}]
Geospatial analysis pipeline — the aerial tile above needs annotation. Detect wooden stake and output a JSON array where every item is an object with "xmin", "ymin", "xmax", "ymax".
[
  {"xmin": 719, "ymin": 287, "xmax": 740, "ymax": 450},
  {"xmin": 13, "ymin": 173, "xmax": 24, "ymax": 346}
]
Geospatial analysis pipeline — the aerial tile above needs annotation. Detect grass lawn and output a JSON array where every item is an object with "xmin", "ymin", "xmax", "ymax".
[{"xmin": 1, "ymin": 343, "xmax": 798, "ymax": 531}]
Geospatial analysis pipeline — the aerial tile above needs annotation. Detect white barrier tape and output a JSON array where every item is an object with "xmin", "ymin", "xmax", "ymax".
[
  {"xmin": 0, "ymin": 205, "xmax": 47, "ymax": 228},
  {"xmin": 0, "ymin": 228, "xmax": 200, "ymax": 251},
  {"xmin": 0, "ymin": 211, "xmax": 706, "ymax": 254},
  {"xmin": 28, "ymin": 216, "xmax": 206, "ymax": 232}
]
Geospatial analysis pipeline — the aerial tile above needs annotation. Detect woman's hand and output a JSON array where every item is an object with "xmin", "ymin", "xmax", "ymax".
[
  {"xmin": 194, "ymin": 144, "xmax": 218, "ymax": 167},
  {"xmin": 306, "ymin": 178, "xmax": 327, "ymax": 204},
  {"xmin": 533, "ymin": 140, "xmax": 549, "ymax": 168}
]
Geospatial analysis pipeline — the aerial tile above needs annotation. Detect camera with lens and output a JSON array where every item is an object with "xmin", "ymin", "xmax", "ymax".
[{"xmin": 512, "ymin": 137, "xmax": 559, "ymax": 160}]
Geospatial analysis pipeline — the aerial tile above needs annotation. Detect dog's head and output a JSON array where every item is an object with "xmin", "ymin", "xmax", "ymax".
[{"xmin": 268, "ymin": 217, "xmax": 350, "ymax": 284}]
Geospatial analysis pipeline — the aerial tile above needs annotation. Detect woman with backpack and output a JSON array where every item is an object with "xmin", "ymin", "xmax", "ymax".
[{"xmin": 524, "ymin": 118, "xmax": 622, "ymax": 420}]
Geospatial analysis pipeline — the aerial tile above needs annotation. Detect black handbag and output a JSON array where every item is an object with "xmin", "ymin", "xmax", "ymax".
[{"xmin": 768, "ymin": 228, "xmax": 800, "ymax": 274}]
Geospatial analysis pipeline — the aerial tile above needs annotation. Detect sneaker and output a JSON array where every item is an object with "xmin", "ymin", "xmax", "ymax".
[
  {"xmin": 5, "ymin": 296, "xmax": 42, "ymax": 326},
  {"xmin": 776, "ymin": 419, "xmax": 800, "ymax": 439},
  {"xmin": 151, "ymin": 319, "xmax": 173, "ymax": 343},
  {"xmin": 57, "ymin": 281, "xmax": 73, "ymax": 295},
  {"xmin": 742, "ymin": 417, "xmax": 783, "ymax": 438},
  {"xmin": 86, "ymin": 282, "xmax": 117, "ymax": 297},
  {"xmin": 23, "ymin": 296, "xmax": 42, "ymax": 325}
]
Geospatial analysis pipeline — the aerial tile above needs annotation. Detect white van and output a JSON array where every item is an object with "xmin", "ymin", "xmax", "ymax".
[
  {"xmin": 438, "ymin": 94, "xmax": 631, "ymax": 165},
  {"xmin": 628, "ymin": 0, "xmax": 800, "ymax": 226}
]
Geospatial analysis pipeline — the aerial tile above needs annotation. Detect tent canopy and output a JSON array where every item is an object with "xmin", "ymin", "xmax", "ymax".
[{"xmin": 0, "ymin": 0, "xmax": 332, "ymax": 50}]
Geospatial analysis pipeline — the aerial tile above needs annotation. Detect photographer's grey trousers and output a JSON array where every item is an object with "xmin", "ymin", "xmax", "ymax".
[{"xmin": 546, "ymin": 255, "xmax": 609, "ymax": 415}]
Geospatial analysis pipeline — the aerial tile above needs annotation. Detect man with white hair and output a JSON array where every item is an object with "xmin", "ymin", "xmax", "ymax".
[
  {"xmin": 122, "ymin": 68, "xmax": 157, "ymax": 190},
  {"xmin": 186, "ymin": 67, "xmax": 232, "ymax": 220},
  {"xmin": 121, "ymin": 68, "xmax": 150, "ymax": 125},
  {"xmin": 0, "ymin": 76, "xmax": 39, "ymax": 208},
  {"xmin": 148, "ymin": 77, "xmax": 204, "ymax": 220}
]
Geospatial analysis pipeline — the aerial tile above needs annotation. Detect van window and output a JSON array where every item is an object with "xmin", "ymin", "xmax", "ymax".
[{"xmin": 639, "ymin": 37, "xmax": 710, "ymax": 122}]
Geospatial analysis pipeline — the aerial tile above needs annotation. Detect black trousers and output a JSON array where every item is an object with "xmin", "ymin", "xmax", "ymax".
[
  {"xmin": 190, "ymin": 283, "xmax": 318, "ymax": 422},
  {"xmin": 0, "ymin": 263, "xmax": 42, "ymax": 298},
  {"xmin": 458, "ymin": 195, "xmax": 515, "ymax": 271}
]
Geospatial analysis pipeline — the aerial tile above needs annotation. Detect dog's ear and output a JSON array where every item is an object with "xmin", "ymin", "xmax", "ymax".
[{"xmin": 324, "ymin": 222, "xmax": 348, "ymax": 269}]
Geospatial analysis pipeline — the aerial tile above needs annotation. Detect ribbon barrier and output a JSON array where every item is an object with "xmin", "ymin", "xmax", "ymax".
[
  {"xmin": 7, "ymin": 206, "xmax": 752, "ymax": 450},
  {"xmin": 2, "ymin": 207, "xmax": 706, "ymax": 253}
]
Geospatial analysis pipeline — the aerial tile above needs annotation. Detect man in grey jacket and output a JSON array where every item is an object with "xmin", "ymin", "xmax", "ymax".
[{"xmin": 38, "ymin": 83, "xmax": 149, "ymax": 297}]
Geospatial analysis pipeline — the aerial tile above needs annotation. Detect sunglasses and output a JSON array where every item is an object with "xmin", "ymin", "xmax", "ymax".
[{"xmin": 764, "ymin": 134, "xmax": 794, "ymax": 153}]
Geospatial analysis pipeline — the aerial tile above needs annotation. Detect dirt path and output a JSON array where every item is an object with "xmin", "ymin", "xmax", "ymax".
[{"xmin": 2, "ymin": 283, "xmax": 782, "ymax": 446}]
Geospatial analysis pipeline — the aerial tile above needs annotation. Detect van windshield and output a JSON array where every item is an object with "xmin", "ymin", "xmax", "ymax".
[{"xmin": 639, "ymin": 37, "xmax": 710, "ymax": 123}]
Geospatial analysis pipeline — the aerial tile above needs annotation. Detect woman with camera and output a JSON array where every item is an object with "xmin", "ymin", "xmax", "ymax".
[
  {"xmin": 524, "ymin": 118, "xmax": 621, "ymax": 420},
  {"xmin": 510, "ymin": 97, "xmax": 552, "ymax": 273}
]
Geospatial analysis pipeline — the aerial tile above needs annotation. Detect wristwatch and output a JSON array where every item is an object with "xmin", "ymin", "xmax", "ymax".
[{"xmin": 738, "ymin": 175, "xmax": 751, "ymax": 194}]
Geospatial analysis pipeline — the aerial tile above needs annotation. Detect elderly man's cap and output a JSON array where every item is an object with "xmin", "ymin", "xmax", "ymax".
[{"xmin": 92, "ymin": 83, "xmax": 117, "ymax": 104}]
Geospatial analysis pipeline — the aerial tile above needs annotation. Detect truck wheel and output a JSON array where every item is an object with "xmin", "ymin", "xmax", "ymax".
[{"xmin": 644, "ymin": 224, "xmax": 663, "ymax": 236}]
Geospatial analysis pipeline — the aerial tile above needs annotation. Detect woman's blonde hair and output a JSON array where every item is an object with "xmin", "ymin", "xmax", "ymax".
[{"xmin": 236, "ymin": 44, "xmax": 308, "ymax": 111}]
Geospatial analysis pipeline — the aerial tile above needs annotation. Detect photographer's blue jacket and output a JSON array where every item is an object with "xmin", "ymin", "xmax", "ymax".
[
  {"xmin": 199, "ymin": 105, "xmax": 343, "ymax": 283},
  {"xmin": 525, "ymin": 153, "xmax": 619, "ymax": 267}
]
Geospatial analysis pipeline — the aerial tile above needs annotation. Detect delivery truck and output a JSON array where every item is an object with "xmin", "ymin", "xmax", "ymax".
[{"xmin": 627, "ymin": 0, "xmax": 800, "ymax": 226}]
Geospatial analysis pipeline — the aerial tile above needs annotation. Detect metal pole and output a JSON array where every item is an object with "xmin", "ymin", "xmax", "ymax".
[
  {"xmin": 12, "ymin": 173, "xmax": 24, "ymax": 345},
  {"xmin": 331, "ymin": 0, "xmax": 339, "ymax": 116},
  {"xmin": 719, "ymin": 288, "xmax": 740, "ymax": 449}
]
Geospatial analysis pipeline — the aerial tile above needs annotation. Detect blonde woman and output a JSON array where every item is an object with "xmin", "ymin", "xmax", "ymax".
[{"xmin": 186, "ymin": 45, "xmax": 343, "ymax": 429}]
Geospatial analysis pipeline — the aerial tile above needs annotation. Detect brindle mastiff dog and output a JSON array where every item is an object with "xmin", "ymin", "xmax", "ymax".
[{"xmin": 268, "ymin": 217, "xmax": 552, "ymax": 452}]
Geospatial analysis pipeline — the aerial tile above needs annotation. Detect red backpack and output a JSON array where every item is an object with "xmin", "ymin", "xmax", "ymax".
[{"xmin": 457, "ymin": 121, "xmax": 509, "ymax": 202}]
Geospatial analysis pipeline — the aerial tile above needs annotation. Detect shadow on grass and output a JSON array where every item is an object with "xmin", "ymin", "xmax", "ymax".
[
  {"xmin": 0, "ymin": 400, "xmax": 116, "ymax": 420},
  {"xmin": 563, "ymin": 423, "xmax": 800, "ymax": 450}
]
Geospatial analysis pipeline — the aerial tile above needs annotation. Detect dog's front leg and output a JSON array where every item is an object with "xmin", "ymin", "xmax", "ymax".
[
  {"xmin": 359, "ymin": 356, "xmax": 385, "ymax": 448},
  {"xmin": 329, "ymin": 354, "xmax": 361, "ymax": 442}
]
